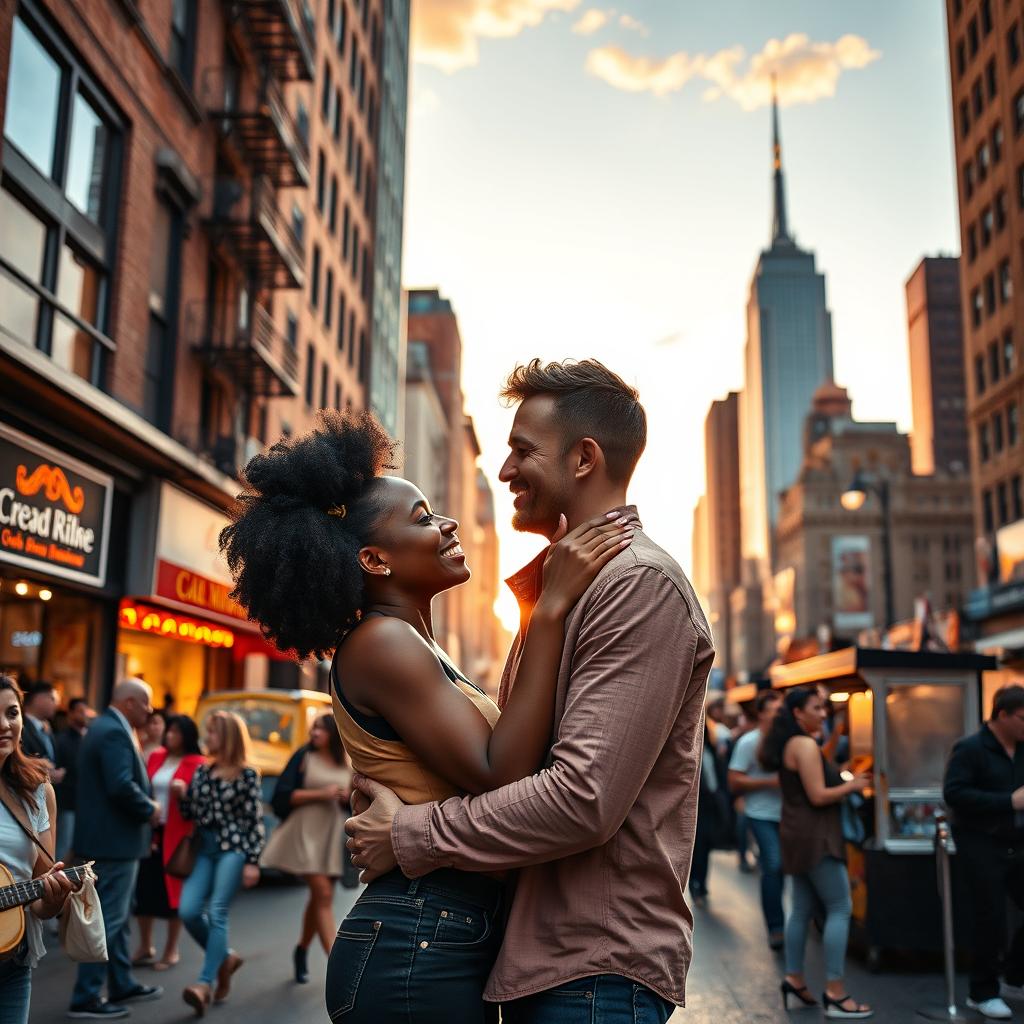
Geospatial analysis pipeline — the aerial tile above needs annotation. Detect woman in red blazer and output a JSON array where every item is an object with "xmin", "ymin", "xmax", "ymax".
[{"xmin": 131, "ymin": 715, "xmax": 206, "ymax": 970}]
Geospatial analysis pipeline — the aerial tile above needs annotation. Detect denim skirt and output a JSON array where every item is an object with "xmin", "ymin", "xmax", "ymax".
[{"xmin": 325, "ymin": 867, "xmax": 505, "ymax": 1023}]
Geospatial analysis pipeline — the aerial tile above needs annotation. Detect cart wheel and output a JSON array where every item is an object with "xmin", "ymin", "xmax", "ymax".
[{"xmin": 866, "ymin": 946, "xmax": 882, "ymax": 973}]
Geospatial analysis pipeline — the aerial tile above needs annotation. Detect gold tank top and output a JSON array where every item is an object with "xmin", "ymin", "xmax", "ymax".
[{"xmin": 331, "ymin": 647, "xmax": 501, "ymax": 805}]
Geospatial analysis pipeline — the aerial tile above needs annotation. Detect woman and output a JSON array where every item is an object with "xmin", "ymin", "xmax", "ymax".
[
  {"xmin": 0, "ymin": 675, "xmax": 75, "ymax": 1024},
  {"xmin": 759, "ymin": 687, "xmax": 872, "ymax": 1020},
  {"xmin": 132, "ymin": 715, "xmax": 205, "ymax": 970},
  {"xmin": 689, "ymin": 714, "xmax": 729, "ymax": 906},
  {"xmin": 139, "ymin": 709, "xmax": 167, "ymax": 761},
  {"xmin": 262, "ymin": 713, "xmax": 352, "ymax": 982},
  {"xmin": 175, "ymin": 710, "xmax": 265, "ymax": 1016},
  {"xmin": 218, "ymin": 411, "xmax": 633, "ymax": 1023}
]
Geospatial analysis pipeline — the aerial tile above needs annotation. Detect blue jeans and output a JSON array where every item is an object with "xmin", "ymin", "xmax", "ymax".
[
  {"xmin": 0, "ymin": 959, "xmax": 31, "ymax": 1024},
  {"xmin": 785, "ymin": 856, "xmax": 852, "ymax": 982},
  {"xmin": 326, "ymin": 867, "xmax": 504, "ymax": 1022},
  {"xmin": 178, "ymin": 828, "xmax": 246, "ymax": 986},
  {"xmin": 748, "ymin": 817, "xmax": 785, "ymax": 934},
  {"xmin": 72, "ymin": 858, "xmax": 140, "ymax": 1006},
  {"xmin": 502, "ymin": 974, "xmax": 676, "ymax": 1023}
]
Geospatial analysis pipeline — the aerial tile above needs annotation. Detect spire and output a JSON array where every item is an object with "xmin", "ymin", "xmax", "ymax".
[{"xmin": 771, "ymin": 74, "xmax": 792, "ymax": 246}]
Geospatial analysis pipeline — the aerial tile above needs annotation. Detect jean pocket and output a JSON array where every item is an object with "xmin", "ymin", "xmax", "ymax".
[
  {"xmin": 326, "ymin": 918, "xmax": 381, "ymax": 1020},
  {"xmin": 632, "ymin": 983, "xmax": 675, "ymax": 1024},
  {"xmin": 430, "ymin": 906, "xmax": 492, "ymax": 948}
]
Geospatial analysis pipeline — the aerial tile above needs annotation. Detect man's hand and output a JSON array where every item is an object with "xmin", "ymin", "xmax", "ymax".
[
  {"xmin": 242, "ymin": 864, "xmax": 261, "ymax": 889},
  {"xmin": 345, "ymin": 776, "xmax": 403, "ymax": 883},
  {"xmin": 149, "ymin": 801, "xmax": 162, "ymax": 827},
  {"xmin": 1012, "ymin": 785, "xmax": 1024, "ymax": 811}
]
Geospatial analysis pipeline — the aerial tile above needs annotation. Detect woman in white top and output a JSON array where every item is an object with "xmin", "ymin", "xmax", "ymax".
[{"xmin": 0, "ymin": 675, "xmax": 75, "ymax": 1024}]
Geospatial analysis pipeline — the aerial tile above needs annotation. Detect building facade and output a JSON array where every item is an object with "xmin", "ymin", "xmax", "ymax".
[
  {"xmin": 775, "ymin": 384, "xmax": 975, "ymax": 647},
  {"xmin": 905, "ymin": 255, "xmax": 969, "ymax": 476},
  {"xmin": 944, "ymin": 0, "xmax": 1024, "ymax": 662}
]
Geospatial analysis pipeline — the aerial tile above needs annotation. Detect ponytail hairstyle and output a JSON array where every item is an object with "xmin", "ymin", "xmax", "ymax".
[
  {"xmin": 220, "ymin": 410, "xmax": 399, "ymax": 660},
  {"xmin": 0, "ymin": 675, "xmax": 49, "ymax": 800},
  {"xmin": 758, "ymin": 686, "xmax": 818, "ymax": 772}
]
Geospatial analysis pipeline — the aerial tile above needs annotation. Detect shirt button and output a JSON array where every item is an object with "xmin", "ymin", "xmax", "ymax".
[{"xmin": 420, "ymin": 941, "xmax": 429, "ymax": 949}]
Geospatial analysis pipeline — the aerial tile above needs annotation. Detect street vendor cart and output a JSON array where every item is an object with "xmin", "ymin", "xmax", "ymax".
[{"xmin": 767, "ymin": 646, "xmax": 996, "ymax": 966}]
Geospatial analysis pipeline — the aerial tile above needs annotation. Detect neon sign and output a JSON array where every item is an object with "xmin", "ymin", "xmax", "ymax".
[{"xmin": 119, "ymin": 601, "xmax": 235, "ymax": 649}]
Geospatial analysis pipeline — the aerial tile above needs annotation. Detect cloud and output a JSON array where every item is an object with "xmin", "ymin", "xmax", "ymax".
[
  {"xmin": 618, "ymin": 13, "xmax": 647, "ymax": 35},
  {"xmin": 411, "ymin": 87, "xmax": 441, "ymax": 117},
  {"xmin": 572, "ymin": 8, "xmax": 610, "ymax": 35},
  {"xmin": 586, "ymin": 33, "xmax": 880, "ymax": 108},
  {"xmin": 413, "ymin": 0, "xmax": 582, "ymax": 73}
]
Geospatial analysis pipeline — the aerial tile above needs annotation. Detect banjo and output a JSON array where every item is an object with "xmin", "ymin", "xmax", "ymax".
[{"xmin": 0, "ymin": 861, "xmax": 93, "ymax": 958}]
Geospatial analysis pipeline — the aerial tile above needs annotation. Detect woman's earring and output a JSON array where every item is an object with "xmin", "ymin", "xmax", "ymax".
[{"xmin": 383, "ymin": 566, "xmax": 391, "ymax": 576}]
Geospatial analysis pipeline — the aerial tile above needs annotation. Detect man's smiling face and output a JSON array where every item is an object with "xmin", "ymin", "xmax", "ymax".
[{"xmin": 498, "ymin": 395, "xmax": 575, "ymax": 539}]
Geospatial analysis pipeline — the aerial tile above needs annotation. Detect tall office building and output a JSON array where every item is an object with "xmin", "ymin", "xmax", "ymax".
[
  {"xmin": 944, "ymin": 0, "xmax": 1024, "ymax": 666},
  {"xmin": 368, "ymin": 0, "xmax": 410, "ymax": 436},
  {"xmin": 905, "ymin": 256, "xmax": 969, "ymax": 476},
  {"xmin": 739, "ymin": 86, "xmax": 835, "ymax": 575}
]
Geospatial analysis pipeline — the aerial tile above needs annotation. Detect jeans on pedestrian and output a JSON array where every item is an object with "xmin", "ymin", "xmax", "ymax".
[
  {"xmin": 784, "ymin": 855, "xmax": 852, "ymax": 982},
  {"xmin": 178, "ymin": 828, "xmax": 246, "ymax": 986},
  {"xmin": 748, "ymin": 816, "xmax": 785, "ymax": 934},
  {"xmin": 326, "ymin": 867, "xmax": 504, "ymax": 1022},
  {"xmin": 71, "ymin": 858, "xmax": 140, "ymax": 1005},
  {"xmin": 56, "ymin": 809, "xmax": 75, "ymax": 864},
  {"xmin": 502, "ymin": 974, "xmax": 676, "ymax": 1024},
  {"xmin": 957, "ymin": 832, "xmax": 1024, "ymax": 1002},
  {"xmin": 0, "ymin": 959, "xmax": 31, "ymax": 1024}
]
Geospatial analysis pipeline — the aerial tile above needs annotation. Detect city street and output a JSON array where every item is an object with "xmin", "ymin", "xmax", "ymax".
[{"xmin": 29, "ymin": 854, "xmax": 972, "ymax": 1024}]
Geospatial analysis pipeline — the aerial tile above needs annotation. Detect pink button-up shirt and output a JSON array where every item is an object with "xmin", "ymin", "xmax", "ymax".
[{"xmin": 391, "ymin": 511, "xmax": 714, "ymax": 1005}]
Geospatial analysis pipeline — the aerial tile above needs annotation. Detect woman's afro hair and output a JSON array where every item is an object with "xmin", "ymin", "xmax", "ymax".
[{"xmin": 220, "ymin": 410, "xmax": 398, "ymax": 661}]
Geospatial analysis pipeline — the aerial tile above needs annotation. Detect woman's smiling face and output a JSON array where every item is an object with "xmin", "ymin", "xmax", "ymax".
[{"xmin": 0, "ymin": 688, "xmax": 23, "ymax": 763}]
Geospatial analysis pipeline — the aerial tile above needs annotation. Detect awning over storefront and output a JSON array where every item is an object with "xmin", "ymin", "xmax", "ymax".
[{"xmin": 975, "ymin": 627, "xmax": 1024, "ymax": 655}]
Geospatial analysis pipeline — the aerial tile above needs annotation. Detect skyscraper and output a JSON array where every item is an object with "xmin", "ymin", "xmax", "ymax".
[
  {"xmin": 905, "ymin": 256, "xmax": 969, "ymax": 477},
  {"xmin": 739, "ymin": 84, "xmax": 835, "ymax": 575}
]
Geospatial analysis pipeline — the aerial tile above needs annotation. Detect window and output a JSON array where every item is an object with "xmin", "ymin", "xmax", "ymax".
[
  {"xmin": 143, "ymin": 199, "xmax": 182, "ymax": 428},
  {"xmin": 991, "ymin": 340, "xmax": 1002, "ymax": 384},
  {"xmin": 310, "ymin": 244, "xmax": 321, "ymax": 310},
  {"xmin": 320, "ymin": 363, "xmax": 328, "ymax": 409},
  {"xmin": 984, "ymin": 489, "xmax": 995, "ymax": 533},
  {"xmin": 327, "ymin": 0, "xmax": 336, "ymax": 32},
  {"xmin": 286, "ymin": 310, "xmax": 298, "ymax": 348},
  {"xmin": 968, "ymin": 224, "xmax": 978, "ymax": 262},
  {"xmin": 358, "ymin": 56, "xmax": 366, "ymax": 111},
  {"xmin": 336, "ymin": 0, "xmax": 347, "ymax": 48},
  {"xmin": 355, "ymin": 142, "xmax": 363, "ymax": 194},
  {"xmin": 954, "ymin": 0, "xmax": 962, "ymax": 18},
  {"xmin": 328, "ymin": 176, "xmax": 338, "ymax": 234},
  {"xmin": 1000, "ymin": 260, "xmax": 1013, "ymax": 303},
  {"xmin": 333, "ymin": 88, "xmax": 342, "ymax": 141},
  {"xmin": 316, "ymin": 148, "xmax": 326, "ymax": 212},
  {"xmin": 1, "ymin": 12, "xmax": 122, "ymax": 386},
  {"xmin": 965, "ymin": 159, "xmax": 976, "ymax": 199},
  {"xmin": 1019, "ymin": 164, "xmax": 1024, "ymax": 209},
  {"xmin": 349, "ymin": 34, "xmax": 358, "ymax": 88},
  {"xmin": 337, "ymin": 291, "xmax": 346, "ymax": 351},
  {"xmin": 1016, "ymin": 89, "xmax": 1024, "ymax": 134},
  {"xmin": 1005, "ymin": 330, "xmax": 1016, "ymax": 375},
  {"xmin": 982, "ymin": 205, "xmax": 993, "ymax": 245},
  {"xmin": 351, "ymin": 224, "xmax": 360, "ymax": 276},
  {"xmin": 291, "ymin": 201, "xmax": 305, "ymax": 245},
  {"xmin": 994, "ymin": 410, "xmax": 1005, "ymax": 453},
  {"xmin": 994, "ymin": 122, "xmax": 1004, "ymax": 162},
  {"xmin": 960, "ymin": 99, "xmax": 971, "ymax": 139},
  {"xmin": 973, "ymin": 78, "xmax": 984, "ymax": 119},
  {"xmin": 364, "ymin": 169, "xmax": 374, "ymax": 216},
  {"xmin": 978, "ymin": 141, "xmax": 991, "ymax": 180},
  {"xmin": 986, "ymin": 57, "xmax": 998, "ymax": 100},
  {"xmin": 296, "ymin": 98, "xmax": 310, "ymax": 147},
  {"xmin": 982, "ymin": 0, "xmax": 993, "ymax": 36},
  {"xmin": 998, "ymin": 481, "xmax": 1010, "ymax": 526},
  {"xmin": 980, "ymin": 423, "xmax": 992, "ymax": 462},
  {"xmin": 324, "ymin": 267, "xmax": 334, "ymax": 328},
  {"xmin": 972, "ymin": 287, "xmax": 983, "ymax": 326},
  {"xmin": 996, "ymin": 190, "xmax": 1008, "ymax": 230},
  {"xmin": 985, "ymin": 272, "xmax": 996, "ymax": 315},
  {"xmin": 1009, "ymin": 403, "xmax": 1020, "ymax": 447},
  {"xmin": 169, "ymin": 0, "xmax": 197, "ymax": 84},
  {"xmin": 347, "ymin": 310, "xmax": 356, "ymax": 366},
  {"xmin": 1010, "ymin": 23, "xmax": 1022, "ymax": 67},
  {"xmin": 305, "ymin": 343, "xmax": 315, "ymax": 405},
  {"xmin": 969, "ymin": 16, "xmax": 979, "ymax": 57},
  {"xmin": 334, "ymin": 381, "xmax": 341, "ymax": 410},
  {"xmin": 362, "ymin": 244, "xmax": 371, "ymax": 299},
  {"xmin": 321, "ymin": 61, "xmax": 332, "ymax": 122},
  {"xmin": 342, "ymin": 202, "xmax": 351, "ymax": 260},
  {"xmin": 976, "ymin": 353, "xmax": 987, "ymax": 394},
  {"xmin": 358, "ymin": 328, "xmax": 368, "ymax": 383},
  {"xmin": 1011, "ymin": 477, "xmax": 1024, "ymax": 524},
  {"xmin": 345, "ymin": 120, "xmax": 354, "ymax": 173}
]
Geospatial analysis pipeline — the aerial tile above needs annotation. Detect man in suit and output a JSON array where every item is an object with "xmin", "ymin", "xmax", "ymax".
[
  {"xmin": 55, "ymin": 697, "xmax": 93, "ymax": 863},
  {"xmin": 21, "ymin": 681, "xmax": 65, "ymax": 785},
  {"xmin": 69, "ymin": 679, "xmax": 164, "ymax": 1019}
]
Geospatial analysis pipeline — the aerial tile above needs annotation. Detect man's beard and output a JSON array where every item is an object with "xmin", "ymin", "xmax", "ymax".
[{"xmin": 510, "ymin": 486, "xmax": 565, "ymax": 538}]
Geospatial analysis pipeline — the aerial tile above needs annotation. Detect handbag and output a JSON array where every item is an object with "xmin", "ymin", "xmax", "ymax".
[
  {"xmin": 166, "ymin": 831, "xmax": 198, "ymax": 879},
  {"xmin": 0, "ymin": 780, "xmax": 107, "ymax": 963}
]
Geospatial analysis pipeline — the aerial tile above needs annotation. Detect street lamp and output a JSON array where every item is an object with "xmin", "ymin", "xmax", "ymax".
[{"xmin": 840, "ymin": 471, "xmax": 895, "ymax": 631}]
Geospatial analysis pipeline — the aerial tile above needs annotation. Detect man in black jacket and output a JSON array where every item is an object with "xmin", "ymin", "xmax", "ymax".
[
  {"xmin": 54, "ymin": 697, "xmax": 92, "ymax": 862},
  {"xmin": 944, "ymin": 684, "xmax": 1024, "ymax": 1020}
]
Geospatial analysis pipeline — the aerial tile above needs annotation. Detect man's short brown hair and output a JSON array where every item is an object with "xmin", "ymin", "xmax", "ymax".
[{"xmin": 501, "ymin": 359, "xmax": 647, "ymax": 484}]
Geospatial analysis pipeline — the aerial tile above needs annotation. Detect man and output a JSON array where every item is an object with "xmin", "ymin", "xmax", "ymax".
[
  {"xmin": 21, "ymin": 681, "xmax": 66, "ymax": 784},
  {"xmin": 944, "ymin": 684, "xmax": 1024, "ymax": 1022},
  {"xmin": 69, "ymin": 679, "xmax": 163, "ymax": 1019},
  {"xmin": 54, "ymin": 697, "xmax": 93, "ymax": 863},
  {"xmin": 347, "ymin": 359, "xmax": 715, "ymax": 1021},
  {"xmin": 727, "ymin": 689, "xmax": 784, "ymax": 948}
]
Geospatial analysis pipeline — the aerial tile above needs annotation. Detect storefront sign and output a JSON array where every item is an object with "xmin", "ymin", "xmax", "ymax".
[
  {"xmin": 997, "ymin": 519, "xmax": 1024, "ymax": 585},
  {"xmin": 833, "ymin": 535, "xmax": 874, "ymax": 632},
  {"xmin": 0, "ymin": 423, "xmax": 112, "ymax": 587},
  {"xmin": 152, "ymin": 484, "xmax": 249, "ymax": 624},
  {"xmin": 119, "ymin": 600, "xmax": 235, "ymax": 649}
]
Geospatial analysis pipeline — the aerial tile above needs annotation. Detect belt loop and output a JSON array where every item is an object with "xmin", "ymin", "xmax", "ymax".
[{"xmin": 407, "ymin": 877, "xmax": 421, "ymax": 897}]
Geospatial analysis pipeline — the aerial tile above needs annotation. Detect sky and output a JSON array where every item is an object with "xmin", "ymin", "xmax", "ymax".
[{"xmin": 399, "ymin": 1, "xmax": 961, "ymax": 630}]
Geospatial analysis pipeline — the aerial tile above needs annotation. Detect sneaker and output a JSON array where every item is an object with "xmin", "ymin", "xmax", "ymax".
[
  {"xmin": 1002, "ymin": 981, "xmax": 1024, "ymax": 1002},
  {"xmin": 109, "ymin": 985, "xmax": 163, "ymax": 1004},
  {"xmin": 68, "ymin": 1000, "xmax": 130, "ymax": 1019},
  {"xmin": 966, "ymin": 996, "xmax": 1013, "ymax": 1020}
]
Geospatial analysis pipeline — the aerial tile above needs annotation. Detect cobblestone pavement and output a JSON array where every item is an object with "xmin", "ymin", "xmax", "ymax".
[{"xmin": 28, "ymin": 854, "xmax": 992, "ymax": 1022}]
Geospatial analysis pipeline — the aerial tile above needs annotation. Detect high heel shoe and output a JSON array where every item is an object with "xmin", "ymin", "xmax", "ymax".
[
  {"xmin": 822, "ymin": 992, "xmax": 873, "ymax": 1019},
  {"xmin": 293, "ymin": 945, "xmax": 309, "ymax": 984},
  {"xmin": 780, "ymin": 979, "xmax": 818, "ymax": 1010}
]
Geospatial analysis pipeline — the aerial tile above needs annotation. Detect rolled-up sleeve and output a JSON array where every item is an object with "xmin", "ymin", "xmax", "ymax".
[{"xmin": 393, "ymin": 567, "xmax": 704, "ymax": 877}]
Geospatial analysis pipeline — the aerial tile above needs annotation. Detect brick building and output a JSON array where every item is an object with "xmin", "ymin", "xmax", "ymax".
[
  {"xmin": 944, "ymin": 0, "xmax": 1024, "ymax": 664},
  {"xmin": 0, "ymin": 0, "xmax": 408, "ymax": 708}
]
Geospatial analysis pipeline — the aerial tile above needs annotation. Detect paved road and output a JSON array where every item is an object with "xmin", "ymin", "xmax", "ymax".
[{"xmin": 28, "ymin": 854, "xmax": 994, "ymax": 1022}]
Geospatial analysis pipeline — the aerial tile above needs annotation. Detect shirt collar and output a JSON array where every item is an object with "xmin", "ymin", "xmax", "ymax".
[
  {"xmin": 504, "ymin": 505, "xmax": 642, "ymax": 619},
  {"xmin": 26, "ymin": 714, "xmax": 46, "ymax": 732}
]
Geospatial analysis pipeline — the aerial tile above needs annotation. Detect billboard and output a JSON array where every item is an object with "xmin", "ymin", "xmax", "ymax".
[{"xmin": 833, "ymin": 535, "xmax": 873, "ymax": 632}]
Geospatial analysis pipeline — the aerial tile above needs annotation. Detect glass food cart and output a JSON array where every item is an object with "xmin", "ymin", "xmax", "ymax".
[{"xmin": 768, "ymin": 647, "xmax": 995, "ymax": 966}]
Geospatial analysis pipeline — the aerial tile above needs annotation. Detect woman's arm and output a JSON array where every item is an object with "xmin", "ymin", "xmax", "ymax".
[
  {"xmin": 790, "ymin": 736, "xmax": 865, "ymax": 807},
  {"xmin": 31, "ymin": 783, "xmax": 72, "ymax": 919},
  {"xmin": 353, "ymin": 515, "xmax": 633, "ymax": 795}
]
